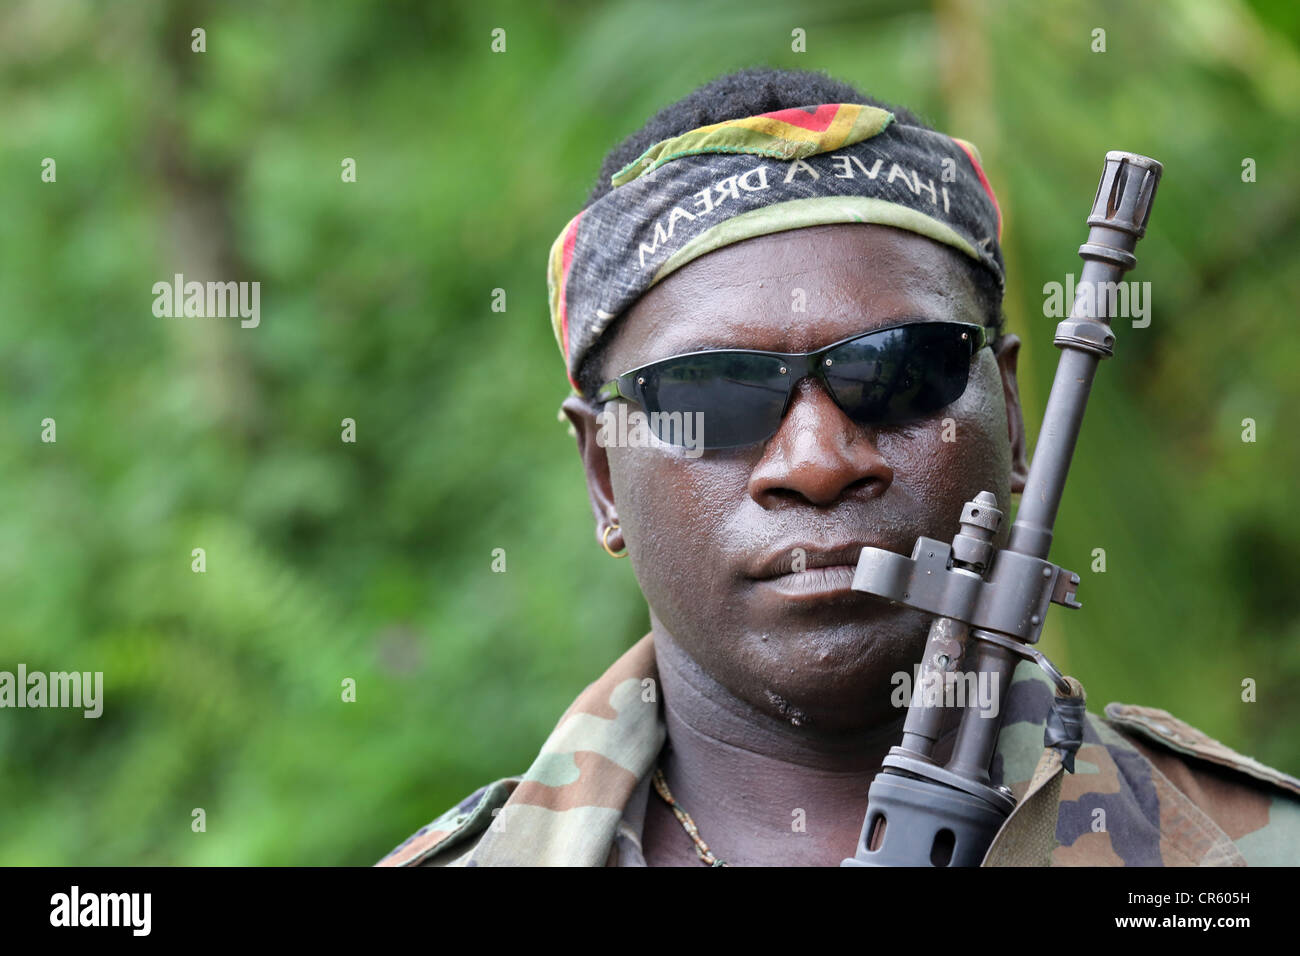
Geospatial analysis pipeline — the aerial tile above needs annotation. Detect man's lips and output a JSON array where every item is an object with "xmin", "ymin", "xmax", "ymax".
[
  {"xmin": 743, "ymin": 542, "xmax": 889, "ymax": 601},
  {"xmin": 746, "ymin": 542, "xmax": 879, "ymax": 580},
  {"xmin": 758, "ymin": 564, "xmax": 859, "ymax": 598}
]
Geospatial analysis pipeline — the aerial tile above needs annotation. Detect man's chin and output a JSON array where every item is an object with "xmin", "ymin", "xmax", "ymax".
[
  {"xmin": 751, "ymin": 679, "xmax": 908, "ymax": 736},
  {"xmin": 736, "ymin": 622, "xmax": 925, "ymax": 733}
]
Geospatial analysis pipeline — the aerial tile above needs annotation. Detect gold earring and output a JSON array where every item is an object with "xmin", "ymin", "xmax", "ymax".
[{"xmin": 602, "ymin": 520, "xmax": 628, "ymax": 559}]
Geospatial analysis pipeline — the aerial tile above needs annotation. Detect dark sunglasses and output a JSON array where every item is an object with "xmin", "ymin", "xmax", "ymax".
[{"xmin": 596, "ymin": 320, "xmax": 990, "ymax": 450}]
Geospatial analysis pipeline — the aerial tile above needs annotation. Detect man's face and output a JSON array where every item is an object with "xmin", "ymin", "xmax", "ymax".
[{"xmin": 564, "ymin": 224, "xmax": 1028, "ymax": 734}]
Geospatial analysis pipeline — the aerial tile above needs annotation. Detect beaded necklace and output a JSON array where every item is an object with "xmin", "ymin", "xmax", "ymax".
[{"xmin": 651, "ymin": 767, "xmax": 729, "ymax": 867}]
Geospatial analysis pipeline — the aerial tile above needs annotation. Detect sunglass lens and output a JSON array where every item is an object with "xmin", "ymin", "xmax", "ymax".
[
  {"xmin": 639, "ymin": 353, "xmax": 791, "ymax": 448},
  {"xmin": 823, "ymin": 323, "xmax": 976, "ymax": 425}
]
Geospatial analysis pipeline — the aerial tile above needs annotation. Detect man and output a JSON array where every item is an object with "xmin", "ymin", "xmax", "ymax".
[{"xmin": 379, "ymin": 67, "xmax": 1300, "ymax": 866}]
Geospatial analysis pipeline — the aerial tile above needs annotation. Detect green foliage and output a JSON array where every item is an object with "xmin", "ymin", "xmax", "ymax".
[{"xmin": 1, "ymin": 0, "xmax": 1297, "ymax": 864}]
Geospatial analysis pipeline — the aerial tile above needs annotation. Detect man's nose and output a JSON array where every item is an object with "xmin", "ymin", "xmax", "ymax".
[{"xmin": 746, "ymin": 378, "xmax": 895, "ymax": 508}]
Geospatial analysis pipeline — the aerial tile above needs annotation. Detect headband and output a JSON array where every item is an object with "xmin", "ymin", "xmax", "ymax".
[{"xmin": 547, "ymin": 102, "xmax": 1004, "ymax": 391}]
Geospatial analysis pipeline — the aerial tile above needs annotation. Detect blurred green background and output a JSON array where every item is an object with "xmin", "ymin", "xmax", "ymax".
[{"xmin": 2, "ymin": 0, "xmax": 1298, "ymax": 865}]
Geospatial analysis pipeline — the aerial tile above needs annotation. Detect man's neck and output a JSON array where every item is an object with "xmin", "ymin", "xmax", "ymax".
[{"xmin": 644, "ymin": 625, "xmax": 955, "ymax": 867}]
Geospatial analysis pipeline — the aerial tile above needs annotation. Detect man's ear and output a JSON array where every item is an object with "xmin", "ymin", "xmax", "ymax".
[
  {"xmin": 561, "ymin": 395, "xmax": 622, "ymax": 551},
  {"xmin": 993, "ymin": 334, "xmax": 1029, "ymax": 495}
]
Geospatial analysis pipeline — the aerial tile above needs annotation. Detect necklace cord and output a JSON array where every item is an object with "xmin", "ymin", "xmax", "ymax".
[{"xmin": 651, "ymin": 767, "xmax": 729, "ymax": 867}]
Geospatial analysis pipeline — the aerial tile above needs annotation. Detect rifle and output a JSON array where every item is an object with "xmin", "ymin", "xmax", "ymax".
[{"xmin": 842, "ymin": 152, "xmax": 1163, "ymax": 867}]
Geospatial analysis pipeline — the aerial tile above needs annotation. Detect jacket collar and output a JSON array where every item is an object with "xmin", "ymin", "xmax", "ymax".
[
  {"xmin": 463, "ymin": 633, "xmax": 1066, "ymax": 866},
  {"xmin": 465, "ymin": 635, "xmax": 664, "ymax": 866}
]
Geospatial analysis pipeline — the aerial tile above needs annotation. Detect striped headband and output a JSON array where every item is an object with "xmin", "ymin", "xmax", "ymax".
[{"xmin": 547, "ymin": 102, "xmax": 1004, "ymax": 392}]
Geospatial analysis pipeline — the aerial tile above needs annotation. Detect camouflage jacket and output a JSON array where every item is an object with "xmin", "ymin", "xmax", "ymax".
[{"xmin": 377, "ymin": 635, "xmax": 1300, "ymax": 866}]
